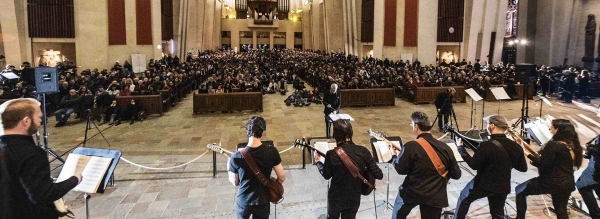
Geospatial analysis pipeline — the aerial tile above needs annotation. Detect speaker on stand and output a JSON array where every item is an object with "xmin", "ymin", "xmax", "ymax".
[{"xmin": 33, "ymin": 67, "xmax": 64, "ymax": 163}]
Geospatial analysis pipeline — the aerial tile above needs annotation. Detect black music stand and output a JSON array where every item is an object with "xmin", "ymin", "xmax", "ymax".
[
  {"xmin": 370, "ymin": 137, "xmax": 403, "ymax": 212},
  {"xmin": 71, "ymin": 147, "xmax": 121, "ymax": 219}
]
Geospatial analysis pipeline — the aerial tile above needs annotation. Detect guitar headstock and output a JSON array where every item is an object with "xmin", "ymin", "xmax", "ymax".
[
  {"xmin": 367, "ymin": 129, "xmax": 387, "ymax": 141},
  {"xmin": 293, "ymin": 138, "xmax": 310, "ymax": 149},
  {"xmin": 206, "ymin": 143, "xmax": 225, "ymax": 154}
]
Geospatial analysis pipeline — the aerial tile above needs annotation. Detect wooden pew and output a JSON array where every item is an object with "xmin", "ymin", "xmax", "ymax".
[
  {"xmin": 339, "ymin": 88, "xmax": 395, "ymax": 107},
  {"xmin": 193, "ymin": 92, "xmax": 263, "ymax": 114},
  {"xmin": 115, "ymin": 95, "xmax": 164, "ymax": 116},
  {"xmin": 413, "ymin": 86, "xmax": 466, "ymax": 104}
]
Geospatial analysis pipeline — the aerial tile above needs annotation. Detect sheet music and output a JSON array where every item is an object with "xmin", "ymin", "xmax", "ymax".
[
  {"xmin": 314, "ymin": 142, "xmax": 336, "ymax": 163},
  {"xmin": 373, "ymin": 140, "xmax": 399, "ymax": 163},
  {"xmin": 525, "ymin": 121, "xmax": 552, "ymax": 145},
  {"xmin": 490, "ymin": 87, "xmax": 511, "ymax": 100},
  {"xmin": 465, "ymin": 88, "xmax": 483, "ymax": 101},
  {"xmin": 447, "ymin": 143, "xmax": 464, "ymax": 162},
  {"xmin": 328, "ymin": 114, "xmax": 355, "ymax": 121},
  {"xmin": 56, "ymin": 154, "xmax": 112, "ymax": 193}
]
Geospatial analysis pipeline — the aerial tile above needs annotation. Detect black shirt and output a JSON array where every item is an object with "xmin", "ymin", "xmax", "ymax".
[
  {"xmin": 528, "ymin": 141, "xmax": 576, "ymax": 192},
  {"xmin": 0, "ymin": 135, "xmax": 79, "ymax": 219},
  {"xmin": 316, "ymin": 143, "xmax": 383, "ymax": 207},
  {"xmin": 229, "ymin": 145, "xmax": 282, "ymax": 206},
  {"xmin": 435, "ymin": 92, "xmax": 453, "ymax": 114},
  {"xmin": 392, "ymin": 133, "xmax": 461, "ymax": 207},
  {"xmin": 323, "ymin": 90, "xmax": 340, "ymax": 115},
  {"xmin": 458, "ymin": 134, "xmax": 528, "ymax": 194}
]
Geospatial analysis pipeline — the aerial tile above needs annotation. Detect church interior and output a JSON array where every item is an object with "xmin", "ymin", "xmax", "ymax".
[{"xmin": 2, "ymin": 0, "xmax": 600, "ymax": 218}]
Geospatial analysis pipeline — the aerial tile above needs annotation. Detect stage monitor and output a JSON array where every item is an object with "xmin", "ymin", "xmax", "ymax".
[
  {"xmin": 515, "ymin": 64, "xmax": 536, "ymax": 84},
  {"xmin": 34, "ymin": 67, "xmax": 59, "ymax": 93}
]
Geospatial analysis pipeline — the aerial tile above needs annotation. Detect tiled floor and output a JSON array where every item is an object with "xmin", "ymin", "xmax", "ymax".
[{"xmin": 47, "ymin": 84, "xmax": 600, "ymax": 218}]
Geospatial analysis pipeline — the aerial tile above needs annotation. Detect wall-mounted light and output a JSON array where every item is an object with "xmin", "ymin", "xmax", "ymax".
[
  {"xmin": 218, "ymin": 0, "xmax": 224, "ymax": 3},
  {"xmin": 304, "ymin": 0, "xmax": 312, "ymax": 6},
  {"xmin": 508, "ymin": 39, "xmax": 528, "ymax": 46},
  {"xmin": 296, "ymin": 7, "xmax": 303, "ymax": 13}
]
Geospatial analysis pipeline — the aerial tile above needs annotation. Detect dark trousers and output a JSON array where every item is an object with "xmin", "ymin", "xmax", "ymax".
[
  {"xmin": 579, "ymin": 184, "xmax": 600, "ymax": 218},
  {"xmin": 236, "ymin": 202, "xmax": 270, "ymax": 219},
  {"xmin": 438, "ymin": 113, "xmax": 450, "ymax": 131},
  {"xmin": 327, "ymin": 201, "xmax": 359, "ymax": 219},
  {"xmin": 515, "ymin": 179, "xmax": 571, "ymax": 219},
  {"xmin": 453, "ymin": 179, "xmax": 507, "ymax": 219},
  {"xmin": 325, "ymin": 117, "xmax": 332, "ymax": 138},
  {"xmin": 392, "ymin": 192, "xmax": 442, "ymax": 219}
]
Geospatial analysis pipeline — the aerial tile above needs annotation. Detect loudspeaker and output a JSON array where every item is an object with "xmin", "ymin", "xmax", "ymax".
[
  {"xmin": 34, "ymin": 67, "xmax": 59, "ymax": 93},
  {"xmin": 515, "ymin": 64, "xmax": 536, "ymax": 83}
]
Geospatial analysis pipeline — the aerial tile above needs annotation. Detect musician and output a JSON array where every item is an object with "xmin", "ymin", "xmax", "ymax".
[
  {"xmin": 323, "ymin": 83, "xmax": 341, "ymax": 138},
  {"xmin": 575, "ymin": 135, "xmax": 600, "ymax": 218},
  {"xmin": 390, "ymin": 111, "xmax": 461, "ymax": 219},
  {"xmin": 453, "ymin": 115, "xmax": 528, "ymax": 219},
  {"xmin": 228, "ymin": 116, "xmax": 286, "ymax": 219},
  {"xmin": 0, "ymin": 98, "xmax": 82, "ymax": 219},
  {"xmin": 435, "ymin": 88, "xmax": 455, "ymax": 132},
  {"xmin": 314, "ymin": 119, "xmax": 383, "ymax": 219},
  {"xmin": 514, "ymin": 119, "xmax": 583, "ymax": 219}
]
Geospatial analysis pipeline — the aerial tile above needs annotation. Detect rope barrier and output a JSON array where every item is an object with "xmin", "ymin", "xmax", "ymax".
[
  {"xmin": 437, "ymin": 132, "xmax": 449, "ymax": 140},
  {"xmin": 278, "ymin": 145, "xmax": 297, "ymax": 154},
  {"xmin": 119, "ymin": 150, "xmax": 209, "ymax": 170}
]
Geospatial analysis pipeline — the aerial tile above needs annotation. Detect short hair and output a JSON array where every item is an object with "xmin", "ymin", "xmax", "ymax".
[
  {"xmin": 0, "ymin": 98, "xmax": 40, "ymax": 131},
  {"xmin": 246, "ymin": 116, "xmax": 266, "ymax": 138},
  {"xmin": 411, "ymin": 111, "xmax": 432, "ymax": 131},
  {"xmin": 484, "ymin": 115, "xmax": 508, "ymax": 130},
  {"xmin": 332, "ymin": 119, "xmax": 353, "ymax": 144}
]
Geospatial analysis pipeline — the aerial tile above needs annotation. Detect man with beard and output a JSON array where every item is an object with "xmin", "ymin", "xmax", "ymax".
[{"xmin": 0, "ymin": 98, "xmax": 82, "ymax": 219}]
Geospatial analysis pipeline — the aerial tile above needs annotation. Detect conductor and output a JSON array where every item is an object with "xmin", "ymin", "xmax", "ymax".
[
  {"xmin": 323, "ymin": 83, "xmax": 341, "ymax": 138},
  {"xmin": 435, "ymin": 88, "xmax": 455, "ymax": 132}
]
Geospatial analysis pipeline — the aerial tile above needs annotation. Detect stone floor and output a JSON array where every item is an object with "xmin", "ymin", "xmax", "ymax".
[{"xmin": 46, "ymin": 84, "xmax": 600, "ymax": 218}]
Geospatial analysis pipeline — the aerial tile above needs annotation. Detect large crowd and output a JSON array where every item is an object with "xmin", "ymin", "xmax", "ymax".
[{"xmin": 0, "ymin": 49, "xmax": 596, "ymax": 126}]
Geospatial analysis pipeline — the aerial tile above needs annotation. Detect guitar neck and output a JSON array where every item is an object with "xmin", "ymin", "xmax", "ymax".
[
  {"xmin": 384, "ymin": 139, "xmax": 402, "ymax": 150},
  {"xmin": 301, "ymin": 145, "xmax": 327, "ymax": 157}
]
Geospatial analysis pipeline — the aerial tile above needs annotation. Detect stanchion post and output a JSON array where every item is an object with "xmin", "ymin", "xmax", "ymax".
[
  {"xmin": 302, "ymin": 146, "xmax": 306, "ymax": 169},
  {"xmin": 212, "ymin": 151, "xmax": 217, "ymax": 177}
]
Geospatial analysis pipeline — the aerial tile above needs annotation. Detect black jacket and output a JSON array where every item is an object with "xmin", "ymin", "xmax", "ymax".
[
  {"xmin": 528, "ymin": 141, "xmax": 576, "ymax": 192},
  {"xmin": 323, "ymin": 90, "xmax": 340, "ymax": 115},
  {"xmin": 316, "ymin": 143, "xmax": 383, "ymax": 207},
  {"xmin": 435, "ymin": 92, "xmax": 453, "ymax": 114},
  {"xmin": 392, "ymin": 133, "xmax": 461, "ymax": 207},
  {"xmin": 458, "ymin": 134, "xmax": 528, "ymax": 194},
  {"xmin": 0, "ymin": 135, "xmax": 79, "ymax": 219}
]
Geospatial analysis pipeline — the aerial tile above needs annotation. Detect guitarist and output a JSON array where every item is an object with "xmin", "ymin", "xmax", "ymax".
[
  {"xmin": 227, "ymin": 116, "xmax": 286, "ymax": 219},
  {"xmin": 390, "ymin": 111, "xmax": 461, "ymax": 219},
  {"xmin": 0, "ymin": 98, "xmax": 83, "ymax": 219},
  {"xmin": 452, "ymin": 115, "xmax": 528, "ymax": 219},
  {"xmin": 314, "ymin": 119, "xmax": 383, "ymax": 219}
]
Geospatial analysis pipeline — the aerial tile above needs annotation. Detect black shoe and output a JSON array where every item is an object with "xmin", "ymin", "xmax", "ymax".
[
  {"xmin": 130, "ymin": 120, "xmax": 134, "ymax": 125},
  {"xmin": 55, "ymin": 121, "xmax": 65, "ymax": 127},
  {"xmin": 115, "ymin": 120, "xmax": 121, "ymax": 126}
]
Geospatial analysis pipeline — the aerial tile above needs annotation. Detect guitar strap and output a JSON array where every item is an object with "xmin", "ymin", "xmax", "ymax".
[
  {"xmin": 334, "ymin": 147, "xmax": 375, "ymax": 190},
  {"xmin": 416, "ymin": 137, "xmax": 448, "ymax": 178}
]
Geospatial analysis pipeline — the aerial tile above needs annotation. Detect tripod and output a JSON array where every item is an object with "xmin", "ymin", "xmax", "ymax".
[
  {"xmin": 36, "ymin": 93, "xmax": 65, "ymax": 163},
  {"xmin": 433, "ymin": 92, "xmax": 459, "ymax": 134},
  {"xmin": 83, "ymin": 109, "xmax": 111, "ymax": 147},
  {"xmin": 512, "ymin": 82, "xmax": 530, "ymax": 136}
]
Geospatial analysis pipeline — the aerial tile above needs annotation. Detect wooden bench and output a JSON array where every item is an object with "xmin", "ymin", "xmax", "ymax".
[
  {"xmin": 193, "ymin": 92, "xmax": 263, "ymax": 114},
  {"xmin": 115, "ymin": 95, "xmax": 164, "ymax": 116},
  {"xmin": 413, "ymin": 86, "xmax": 466, "ymax": 104},
  {"xmin": 340, "ymin": 88, "xmax": 395, "ymax": 107}
]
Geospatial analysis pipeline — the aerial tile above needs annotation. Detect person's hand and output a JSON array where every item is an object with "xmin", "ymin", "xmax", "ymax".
[
  {"xmin": 314, "ymin": 151, "xmax": 321, "ymax": 162},
  {"xmin": 454, "ymin": 137, "xmax": 463, "ymax": 147},
  {"xmin": 327, "ymin": 104, "xmax": 331, "ymax": 108},
  {"xmin": 74, "ymin": 173, "xmax": 83, "ymax": 184},
  {"xmin": 389, "ymin": 144, "xmax": 400, "ymax": 156}
]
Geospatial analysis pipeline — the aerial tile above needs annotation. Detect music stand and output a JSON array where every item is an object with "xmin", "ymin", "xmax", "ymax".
[
  {"xmin": 490, "ymin": 87, "xmax": 511, "ymax": 114},
  {"xmin": 370, "ymin": 137, "xmax": 403, "ymax": 212},
  {"xmin": 71, "ymin": 147, "xmax": 121, "ymax": 219},
  {"xmin": 464, "ymin": 89, "xmax": 483, "ymax": 129}
]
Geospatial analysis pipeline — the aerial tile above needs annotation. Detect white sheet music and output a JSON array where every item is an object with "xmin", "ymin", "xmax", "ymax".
[
  {"xmin": 524, "ymin": 121, "xmax": 553, "ymax": 146},
  {"xmin": 56, "ymin": 154, "xmax": 112, "ymax": 193},
  {"xmin": 314, "ymin": 142, "xmax": 336, "ymax": 163},
  {"xmin": 490, "ymin": 87, "xmax": 511, "ymax": 100},
  {"xmin": 447, "ymin": 143, "xmax": 464, "ymax": 162},
  {"xmin": 328, "ymin": 114, "xmax": 355, "ymax": 121},
  {"xmin": 465, "ymin": 88, "xmax": 483, "ymax": 101},
  {"xmin": 373, "ymin": 140, "xmax": 399, "ymax": 163}
]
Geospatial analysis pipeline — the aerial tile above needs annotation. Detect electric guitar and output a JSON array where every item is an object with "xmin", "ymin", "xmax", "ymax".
[
  {"xmin": 206, "ymin": 143, "xmax": 234, "ymax": 157},
  {"xmin": 367, "ymin": 129, "xmax": 402, "ymax": 151},
  {"xmin": 293, "ymin": 138, "xmax": 327, "ymax": 157},
  {"xmin": 442, "ymin": 124, "xmax": 479, "ymax": 151}
]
